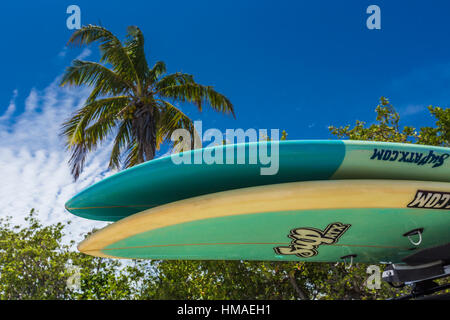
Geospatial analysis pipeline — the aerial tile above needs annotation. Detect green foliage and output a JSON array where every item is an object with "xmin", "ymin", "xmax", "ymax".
[
  {"xmin": 136, "ymin": 260, "xmax": 307, "ymax": 300},
  {"xmin": 70, "ymin": 255, "xmax": 132, "ymax": 299},
  {"xmin": 328, "ymin": 96, "xmax": 450, "ymax": 147},
  {"xmin": 418, "ymin": 106, "xmax": 450, "ymax": 146},
  {"xmin": 0, "ymin": 210, "xmax": 75, "ymax": 299},
  {"xmin": 61, "ymin": 25, "xmax": 234, "ymax": 180},
  {"xmin": 0, "ymin": 210, "xmax": 140, "ymax": 300},
  {"xmin": 131, "ymin": 260, "xmax": 411, "ymax": 300}
]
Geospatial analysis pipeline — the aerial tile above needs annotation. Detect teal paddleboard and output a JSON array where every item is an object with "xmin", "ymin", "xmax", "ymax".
[{"xmin": 66, "ymin": 140, "xmax": 450, "ymax": 221}]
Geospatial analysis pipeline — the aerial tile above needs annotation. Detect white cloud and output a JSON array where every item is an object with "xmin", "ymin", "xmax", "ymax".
[
  {"xmin": 0, "ymin": 89, "xmax": 18, "ymax": 121},
  {"xmin": 58, "ymin": 47, "xmax": 68, "ymax": 58},
  {"xmin": 58, "ymin": 47, "xmax": 91, "ymax": 61},
  {"xmin": 0, "ymin": 76, "xmax": 112, "ymax": 243},
  {"xmin": 24, "ymin": 88, "xmax": 39, "ymax": 112},
  {"xmin": 75, "ymin": 48, "xmax": 92, "ymax": 61},
  {"xmin": 399, "ymin": 104, "xmax": 426, "ymax": 117}
]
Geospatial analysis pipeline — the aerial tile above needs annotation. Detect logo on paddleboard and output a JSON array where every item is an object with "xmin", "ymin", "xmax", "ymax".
[
  {"xmin": 369, "ymin": 148, "xmax": 449, "ymax": 168},
  {"xmin": 407, "ymin": 190, "xmax": 450, "ymax": 209},
  {"xmin": 274, "ymin": 222, "xmax": 351, "ymax": 258}
]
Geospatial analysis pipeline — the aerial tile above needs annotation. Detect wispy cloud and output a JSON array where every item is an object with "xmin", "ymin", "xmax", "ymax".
[
  {"xmin": 24, "ymin": 88, "xmax": 38, "ymax": 112},
  {"xmin": 58, "ymin": 47, "xmax": 92, "ymax": 61},
  {"xmin": 0, "ymin": 89, "xmax": 18, "ymax": 121},
  {"xmin": 398, "ymin": 104, "xmax": 427, "ymax": 117},
  {"xmin": 0, "ymin": 76, "xmax": 110, "ymax": 242},
  {"xmin": 58, "ymin": 47, "xmax": 68, "ymax": 58},
  {"xmin": 75, "ymin": 48, "xmax": 92, "ymax": 60}
]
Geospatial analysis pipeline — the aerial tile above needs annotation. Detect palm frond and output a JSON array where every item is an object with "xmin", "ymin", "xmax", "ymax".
[
  {"xmin": 63, "ymin": 97, "xmax": 130, "ymax": 180},
  {"xmin": 61, "ymin": 96, "xmax": 130, "ymax": 146},
  {"xmin": 109, "ymin": 120, "xmax": 132, "ymax": 170},
  {"xmin": 147, "ymin": 61, "xmax": 167, "ymax": 89},
  {"xmin": 60, "ymin": 60, "xmax": 134, "ymax": 100},
  {"xmin": 157, "ymin": 83, "xmax": 235, "ymax": 117},
  {"xmin": 67, "ymin": 143, "xmax": 89, "ymax": 181},
  {"xmin": 123, "ymin": 136, "xmax": 141, "ymax": 169},
  {"xmin": 156, "ymin": 100, "xmax": 200, "ymax": 150},
  {"xmin": 154, "ymin": 72, "xmax": 195, "ymax": 92},
  {"xmin": 125, "ymin": 26, "xmax": 149, "ymax": 87},
  {"xmin": 67, "ymin": 25, "xmax": 139, "ymax": 86},
  {"xmin": 68, "ymin": 112, "xmax": 122, "ymax": 178}
]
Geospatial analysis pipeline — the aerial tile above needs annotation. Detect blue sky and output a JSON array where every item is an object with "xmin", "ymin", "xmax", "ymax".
[
  {"xmin": 1, "ymin": 1, "xmax": 450, "ymax": 233},
  {"xmin": 3, "ymin": 1, "xmax": 450, "ymax": 136}
]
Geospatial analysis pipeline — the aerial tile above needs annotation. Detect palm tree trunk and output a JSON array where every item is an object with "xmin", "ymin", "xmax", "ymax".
[{"xmin": 133, "ymin": 104, "xmax": 157, "ymax": 163}]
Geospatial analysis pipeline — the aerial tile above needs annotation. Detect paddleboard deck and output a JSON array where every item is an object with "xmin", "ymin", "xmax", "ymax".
[
  {"xmin": 66, "ymin": 140, "xmax": 450, "ymax": 221},
  {"xmin": 78, "ymin": 180, "xmax": 450, "ymax": 263}
]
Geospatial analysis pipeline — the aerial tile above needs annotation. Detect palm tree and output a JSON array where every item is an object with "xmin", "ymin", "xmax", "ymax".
[{"xmin": 60, "ymin": 25, "xmax": 234, "ymax": 180}]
